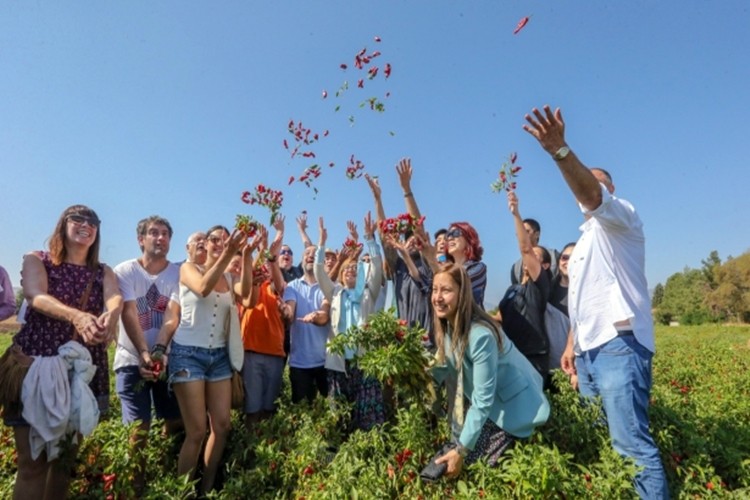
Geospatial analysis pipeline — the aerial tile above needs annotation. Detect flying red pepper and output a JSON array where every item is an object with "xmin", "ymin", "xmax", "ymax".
[{"xmin": 513, "ymin": 16, "xmax": 530, "ymax": 35}]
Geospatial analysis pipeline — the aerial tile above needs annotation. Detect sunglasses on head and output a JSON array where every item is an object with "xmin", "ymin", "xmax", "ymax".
[
  {"xmin": 445, "ymin": 228, "xmax": 463, "ymax": 239},
  {"xmin": 67, "ymin": 214, "xmax": 100, "ymax": 228}
]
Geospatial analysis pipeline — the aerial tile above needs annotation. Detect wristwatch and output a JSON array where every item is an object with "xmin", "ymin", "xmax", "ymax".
[{"xmin": 553, "ymin": 146, "xmax": 570, "ymax": 161}]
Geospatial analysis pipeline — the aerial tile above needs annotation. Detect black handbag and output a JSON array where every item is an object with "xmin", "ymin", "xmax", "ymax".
[{"xmin": 419, "ymin": 443, "xmax": 456, "ymax": 482}]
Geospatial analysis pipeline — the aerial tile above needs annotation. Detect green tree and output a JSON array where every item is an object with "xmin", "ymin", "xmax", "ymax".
[
  {"xmin": 656, "ymin": 268, "xmax": 716, "ymax": 325},
  {"xmin": 705, "ymin": 252, "xmax": 750, "ymax": 323},
  {"xmin": 652, "ymin": 283, "xmax": 664, "ymax": 308},
  {"xmin": 701, "ymin": 250, "xmax": 722, "ymax": 289}
]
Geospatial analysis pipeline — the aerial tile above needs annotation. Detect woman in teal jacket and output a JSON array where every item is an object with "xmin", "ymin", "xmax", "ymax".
[{"xmin": 432, "ymin": 264, "xmax": 549, "ymax": 478}]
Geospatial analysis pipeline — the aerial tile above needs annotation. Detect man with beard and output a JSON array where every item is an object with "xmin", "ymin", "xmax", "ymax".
[{"xmin": 113, "ymin": 216, "xmax": 182, "ymax": 495}]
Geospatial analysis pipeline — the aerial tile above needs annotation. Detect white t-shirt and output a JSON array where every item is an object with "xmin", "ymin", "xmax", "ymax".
[{"xmin": 113, "ymin": 259, "xmax": 181, "ymax": 370}]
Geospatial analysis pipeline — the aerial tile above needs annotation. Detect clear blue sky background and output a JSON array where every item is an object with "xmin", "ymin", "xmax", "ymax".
[{"xmin": 2, "ymin": 2, "xmax": 748, "ymax": 309}]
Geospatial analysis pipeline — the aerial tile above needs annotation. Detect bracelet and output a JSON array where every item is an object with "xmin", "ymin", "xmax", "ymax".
[
  {"xmin": 403, "ymin": 191, "xmax": 413, "ymax": 198},
  {"xmin": 151, "ymin": 343, "xmax": 167, "ymax": 358}
]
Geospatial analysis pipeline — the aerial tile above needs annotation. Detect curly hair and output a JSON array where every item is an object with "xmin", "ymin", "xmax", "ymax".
[{"xmin": 448, "ymin": 221, "xmax": 484, "ymax": 261}]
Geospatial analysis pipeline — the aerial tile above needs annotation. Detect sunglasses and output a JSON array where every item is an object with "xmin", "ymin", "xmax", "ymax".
[
  {"xmin": 560, "ymin": 254, "xmax": 571, "ymax": 261},
  {"xmin": 280, "ymin": 249, "xmax": 293, "ymax": 256},
  {"xmin": 67, "ymin": 214, "xmax": 100, "ymax": 228},
  {"xmin": 445, "ymin": 228, "xmax": 463, "ymax": 240}
]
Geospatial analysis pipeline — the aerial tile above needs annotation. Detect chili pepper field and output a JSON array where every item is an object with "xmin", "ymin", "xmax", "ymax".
[{"xmin": 1, "ymin": 324, "xmax": 749, "ymax": 499}]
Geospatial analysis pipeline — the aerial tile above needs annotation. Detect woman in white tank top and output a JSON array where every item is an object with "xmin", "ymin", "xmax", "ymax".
[{"xmin": 164, "ymin": 224, "xmax": 258, "ymax": 495}]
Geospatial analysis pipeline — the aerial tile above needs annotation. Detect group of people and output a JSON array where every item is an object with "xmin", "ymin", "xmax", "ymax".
[{"xmin": 2, "ymin": 105, "xmax": 668, "ymax": 499}]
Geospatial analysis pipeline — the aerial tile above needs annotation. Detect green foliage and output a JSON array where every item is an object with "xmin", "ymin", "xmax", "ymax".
[
  {"xmin": 654, "ymin": 250, "xmax": 750, "ymax": 325},
  {"xmin": 328, "ymin": 308, "xmax": 434, "ymax": 407},
  {"xmin": 655, "ymin": 267, "xmax": 717, "ymax": 325},
  {"xmin": 706, "ymin": 253, "xmax": 750, "ymax": 323},
  {"xmin": 1, "ymin": 324, "xmax": 749, "ymax": 498}
]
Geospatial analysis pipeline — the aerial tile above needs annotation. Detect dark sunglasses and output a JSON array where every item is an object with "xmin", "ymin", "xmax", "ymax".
[
  {"xmin": 280, "ymin": 249, "xmax": 293, "ymax": 256},
  {"xmin": 67, "ymin": 214, "xmax": 100, "ymax": 228},
  {"xmin": 560, "ymin": 254, "xmax": 571, "ymax": 261},
  {"xmin": 445, "ymin": 228, "xmax": 463, "ymax": 240}
]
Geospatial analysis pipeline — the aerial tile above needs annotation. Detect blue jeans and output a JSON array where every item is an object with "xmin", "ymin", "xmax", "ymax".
[{"xmin": 576, "ymin": 334, "xmax": 669, "ymax": 500}]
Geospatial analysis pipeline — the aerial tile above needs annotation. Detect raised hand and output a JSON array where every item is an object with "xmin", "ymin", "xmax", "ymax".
[
  {"xmin": 225, "ymin": 229, "xmax": 248, "ymax": 255},
  {"xmin": 507, "ymin": 191, "xmax": 520, "ymax": 217},
  {"xmin": 296, "ymin": 213, "xmax": 308, "ymax": 232},
  {"xmin": 365, "ymin": 173, "xmax": 382, "ymax": 200},
  {"xmin": 363, "ymin": 211, "xmax": 376, "ymax": 240},
  {"xmin": 395, "ymin": 158, "xmax": 413, "ymax": 192},
  {"xmin": 346, "ymin": 220, "xmax": 359, "ymax": 243},
  {"xmin": 318, "ymin": 216, "xmax": 327, "ymax": 248},
  {"xmin": 272, "ymin": 214, "xmax": 286, "ymax": 233},
  {"xmin": 522, "ymin": 105, "xmax": 567, "ymax": 156}
]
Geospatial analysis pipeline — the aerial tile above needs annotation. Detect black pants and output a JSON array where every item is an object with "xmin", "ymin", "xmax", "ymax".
[{"xmin": 289, "ymin": 366, "xmax": 328, "ymax": 404}]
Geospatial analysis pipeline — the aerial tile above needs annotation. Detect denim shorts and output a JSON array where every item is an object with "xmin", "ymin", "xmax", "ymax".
[
  {"xmin": 115, "ymin": 365, "xmax": 181, "ymax": 423},
  {"xmin": 168, "ymin": 341, "xmax": 232, "ymax": 384}
]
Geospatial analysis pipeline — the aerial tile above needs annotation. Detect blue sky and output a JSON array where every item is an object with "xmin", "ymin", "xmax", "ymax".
[{"xmin": 2, "ymin": 1, "xmax": 749, "ymax": 309}]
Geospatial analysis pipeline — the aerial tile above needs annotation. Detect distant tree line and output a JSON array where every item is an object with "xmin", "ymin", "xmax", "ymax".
[{"xmin": 652, "ymin": 250, "xmax": 750, "ymax": 325}]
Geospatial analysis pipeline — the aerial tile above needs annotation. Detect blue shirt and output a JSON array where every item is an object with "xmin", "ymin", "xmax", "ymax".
[{"xmin": 283, "ymin": 278, "xmax": 328, "ymax": 369}]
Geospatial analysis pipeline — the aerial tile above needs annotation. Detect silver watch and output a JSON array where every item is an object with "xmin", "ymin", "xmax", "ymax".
[{"xmin": 553, "ymin": 146, "xmax": 570, "ymax": 161}]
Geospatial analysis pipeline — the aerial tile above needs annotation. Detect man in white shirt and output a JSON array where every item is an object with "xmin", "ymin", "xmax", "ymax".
[
  {"xmin": 524, "ymin": 105, "xmax": 669, "ymax": 499},
  {"xmin": 113, "ymin": 216, "xmax": 182, "ymax": 494}
]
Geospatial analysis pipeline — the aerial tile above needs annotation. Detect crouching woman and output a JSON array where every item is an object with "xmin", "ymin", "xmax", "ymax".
[{"xmin": 431, "ymin": 264, "xmax": 549, "ymax": 478}]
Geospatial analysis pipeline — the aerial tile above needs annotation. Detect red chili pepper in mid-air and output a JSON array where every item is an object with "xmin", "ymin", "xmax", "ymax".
[{"xmin": 513, "ymin": 16, "xmax": 530, "ymax": 35}]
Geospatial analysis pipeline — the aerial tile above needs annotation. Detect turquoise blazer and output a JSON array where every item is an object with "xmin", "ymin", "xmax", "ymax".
[{"xmin": 434, "ymin": 323, "xmax": 550, "ymax": 450}]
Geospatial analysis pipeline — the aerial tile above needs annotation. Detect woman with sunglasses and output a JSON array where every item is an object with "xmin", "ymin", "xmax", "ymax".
[
  {"xmin": 156, "ymin": 224, "xmax": 257, "ymax": 495},
  {"xmin": 431, "ymin": 264, "xmax": 548, "ymax": 479},
  {"xmin": 6, "ymin": 205, "xmax": 123, "ymax": 499},
  {"xmin": 444, "ymin": 222, "xmax": 487, "ymax": 307}
]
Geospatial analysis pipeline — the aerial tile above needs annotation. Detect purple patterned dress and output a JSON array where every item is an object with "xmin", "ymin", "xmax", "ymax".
[{"xmin": 14, "ymin": 252, "xmax": 110, "ymax": 412}]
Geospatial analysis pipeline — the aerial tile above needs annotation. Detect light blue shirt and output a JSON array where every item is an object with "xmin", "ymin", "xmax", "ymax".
[{"xmin": 283, "ymin": 278, "xmax": 328, "ymax": 369}]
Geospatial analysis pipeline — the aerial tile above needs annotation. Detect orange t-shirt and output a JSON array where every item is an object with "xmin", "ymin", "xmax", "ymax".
[{"xmin": 240, "ymin": 281, "xmax": 285, "ymax": 357}]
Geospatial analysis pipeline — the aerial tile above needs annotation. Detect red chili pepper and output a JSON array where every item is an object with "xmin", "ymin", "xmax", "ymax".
[
  {"xmin": 288, "ymin": 176, "xmax": 295, "ymax": 185},
  {"xmin": 357, "ymin": 79, "xmax": 364, "ymax": 88},
  {"xmin": 384, "ymin": 63, "xmax": 391, "ymax": 79},
  {"xmin": 241, "ymin": 191, "xmax": 252, "ymax": 204},
  {"xmin": 513, "ymin": 16, "xmax": 530, "ymax": 35},
  {"xmin": 374, "ymin": 36, "xmax": 381, "ymax": 42},
  {"xmin": 510, "ymin": 152, "xmax": 517, "ymax": 163},
  {"xmin": 283, "ymin": 139, "xmax": 288, "ymax": 149},
  {"xmin": 322, "ymin": 90, "xmax": 327, "ymax": 99}
]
